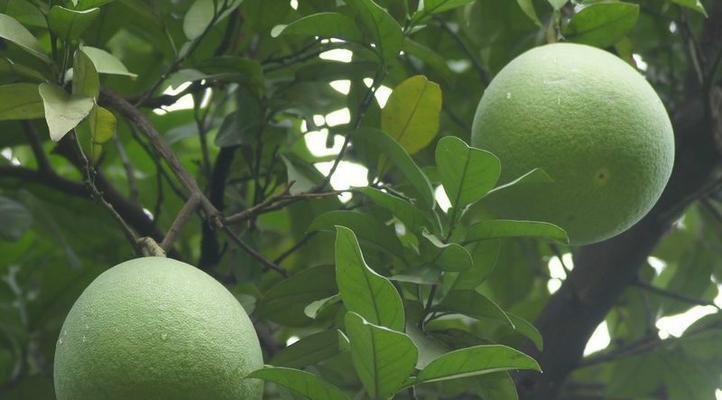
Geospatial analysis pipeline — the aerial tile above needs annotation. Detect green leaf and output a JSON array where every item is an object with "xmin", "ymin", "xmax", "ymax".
[
  {"xmin": 356, "ymin": 187, "xmax": 437, "ymax": 233},
  {"xmin": 0, "ymin": 196, "xmax": 32, "ymax": 241},
  {"xmin": 310, "ymin": 211, "xmax": 404, "ymax": 257},
  {"xmin": 38, "ymin": 83, "xmax": 94, "ymax": 142},
  {"xmin": 344, "ymin": 312, "xmax": 418, "ymax": 399},
  {"xmin": 487, "ymin": 168, "xmax": 553, "ymax": 196},
  {"xmin": 335, "ymin": 226, "xmax": 405, "ymax": 331},
  {"xmin": 507, "ymin": 313, "xmax": 543, "ymax": 351},
  {"xmin": 247, "ymin": 367, "xmax": 350, "ymax": 400},
  {"xmin": 465, "ymin": 220, "xmax": 568, "ymax": 243},
  {"xmin": 563, "ymin": 2, "xmax": 640, "ymax": 48},
  {"xmin": 671, "ymin": 0, "xmax": 707, "ymax": 17},
  {"xmin": 183, "ymin": 0, "xmax": 242, "ymax": 40},
  {"xmin": 0, "ymin": 83, "xmax": 43, "ymax": 121},
  {"xmin": 353, "ymin": 128, "xmax": 435, "ymax": 209},
  {"xmin": 256, "ymin": 265, "xmax": 338, "ymax": 326},
  {"xmin": 282, "ymin": 153, "xmax": 326, "ymax": 195},
  {"xmin": 81, "ymin": 46, "xmax": 137, "ymax": 77},
  {"xmin": 345, "ymin": 0, "xmax": 403, "ymax": 62},
  {"xmin": 88, "ymin": 106, "xmax": 116, "ymax": 144},
  {"xmin": 401, "ymin": 38, "xmax": 454, "ymax": 82},
  {"xmin": 416, "ymin": 344, "xmax": 540, "ymax": 383},
  {"xmin": 0, "ymin": 13, "xmax": 50, "ymax": 63},
  {"xmin": 47, "ymin": 6, "xmax": 99, "ymax": 41},
  {"xmin": 0, "ymin": 57, "xmax": 45, "ymax": 81},
  {"xmin": 270, "ymin": 331, "xmax": 340, "ymax": 369},
  {"xmin": 271, "ymin": 12, "xmax": 362, "ymax": 41},
  {"xmin": 436, "ymin": 289, "xmax": 513, "ymax": 327},
  {"xmin": 516, "ymin": 0, "xmax": 542, "ymax": 26},
  {"xmin": 72, "ymin": 49, "xmax": 99, "ymax": 99},
  {"xmin": 477, "ymin": 373, "xmax": 520, "ymax": 400},
  {"xmin": 436, "ymin": 136, "xmax": 500, "ymax": 209},
  {"xmin": 76, "ymin": 0, "xmax": 115, "ymax": 9},
  {"xmin": 381, "ymin": 75, "xmax": 442, "ymax": 155},
  {"xmin": 547, "ymin": 0, "xmax": 567, "ymax": 11},
  {"xmin": 422, "ymin": 231, "xmax": 473, "ymax": 272},
  {"xmin": 183, "ymin": 0, "xmax": 216, "ymax": 39},
  {"xmin": 452, "ymin": 239, "xmax": 501, "ymax": 289},
  {"xmin": 410, "ymin": 0, "xmax": 475, "ymax": 24},
  {"xmin": 214, "ymin": 88, "xmax": 261, "ymax": 147}
]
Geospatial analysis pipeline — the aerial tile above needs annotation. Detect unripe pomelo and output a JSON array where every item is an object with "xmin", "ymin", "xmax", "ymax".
[
  {"xmin": 471, "ymin": 43, "xmax": 674, "ymax": 245},
  {"xmin": 54, "ymin": 257, "xmax": 263, "ymax": 400}
]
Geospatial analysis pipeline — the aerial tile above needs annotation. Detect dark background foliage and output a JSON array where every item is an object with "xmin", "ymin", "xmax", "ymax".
[{"xmin": 0, "ymin": 0, "xmax": 721, "ymax": 399}]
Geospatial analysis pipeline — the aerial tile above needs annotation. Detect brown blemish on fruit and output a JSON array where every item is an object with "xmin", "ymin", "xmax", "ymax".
[{"xmin": 595, "ymin": 168, "xmax": 610, "ymax": 186}]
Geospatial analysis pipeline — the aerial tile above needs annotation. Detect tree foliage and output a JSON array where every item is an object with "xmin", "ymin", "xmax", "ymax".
[{"xmin": 0, "ymin": 0, "xmax": 720, "ymax": 399}]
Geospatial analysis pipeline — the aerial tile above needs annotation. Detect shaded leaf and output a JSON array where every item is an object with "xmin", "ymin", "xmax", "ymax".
[
  {"xmin": 422, "ymin": 231, "xmax": 473, "ymax": 272},
  {"xmin": 0, "ymin": 83, "xmax": 43, "ymax": 121},
  {"xmin": 345, "ymin": 312, "xmax": 418, "ymax": 398},
  {"xmin": 0, "ymin": 196, "xmax": 32, "ymax": 241},
  {"xmin": 452, "ymin": 239, "xmax": 501, "ymax": 289},
  {"xmin": 356, "ymin": 187, "xmax": 437, "ymax": 233},
  {"xmin": 671, "ymin": 0, "xmax": 707, "ymax": 17},
  {"xmin": 271, "ymin": 331, "xmax": 341, "ymax": 369},
  {"xmin": 38, "ymin": 83, "xmax": 94, "ymax": 142},
  {"xmin": 272, "ymin": 12, "xmax": 362, "ymax": 41},
  {"xmin": 247, "ymin": 367, "xmax": 350, "ymax": 400},
  {"xmin": 516, "ymin": 0, "xmax": 542, "ymax": 26},
  {"xmin": 256, "ymin": 265, "xmax": 337, "ymax": 326},
  {"xmin": 436, "ymin": 289, "xmax": 513, "ymax": 327},
  {"xmin": 381, "ymin": 75, "xmax": 442, "ymax": 155},
  {"xmin": 487, "ymin": 168, "xmax": 553, "ymax": 196},
  {"xmin": 345, "ymin": 0, "xmax": 403, "ymax": 61},
  {"xmin": 507, "ymin": 313, "xmax": 543, "ymax": 351},
  {"xmin": 81, "ymin": 46, "xmax": 137, "ymax": 77},
  {"xmin": 47, "ymin": 6, "xmax": 99, "ymax": 41},
  {"xmin": 88, "ymin": 106, "xmax": 116, "ymax": 144},
  {"xmin": 335, "ymin": 226, "xmax": 405, "ymax": 331},
  {"xmin": 436, "ymin": 136, "xmax": 500, "ymax": 210},
  {"xmin": 465, "ymin": 220, "xmax": 568, "ymax": 243},
  {"xmin": 563, "ymin": 2, "xmax": 640, "ymax": 48},
  {"xmin": 353, "ymin": 128, "xmax": 435, "ymax": 209},
  {"xmin": 72, "ymin": 49, "xmax": 99, "ymax": 99},
  {"xmin": 311, "ymin": 211, "xmax": 404, "ymax": 256},
  {"xmin": 416, "ymin": 344, "xmax": 540, "ymax": 383},
  {"xmin": 0, "ymin": 13, "xmax": 50, "ymax": 62},
  {"xmin": 411, "ymin": 0, "xmax": 475, "ymax": 24}
]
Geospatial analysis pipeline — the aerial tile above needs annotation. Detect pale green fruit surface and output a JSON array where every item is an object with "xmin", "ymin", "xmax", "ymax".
[
  {"xmin": 472, "ymin": 43, "xmax": 674, "ymax": 245},
  {"xmin": 54, "ymin": 257, "xmax": 263, "ymax": 400}
]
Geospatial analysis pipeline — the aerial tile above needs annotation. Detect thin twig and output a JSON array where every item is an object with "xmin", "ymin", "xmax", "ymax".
[
  {"xmin": 113, "ymin": 135, "xmax": 140, "ymax": 203},
  {"xmin": 633, "ymin": 280, "xmax": 721, "ymax": 311},
  {"xmin": 69, "ymin": 132, "xmax": 142, "ymax": 254},
  {"xmin": 313, "ymin": 69, "xmax": 385, "ymax": 192},
  {"xmin": 160, "ymin": 194, "xmax": 202, "ymax": 251},
  {"xmin": 579, "ymin": 319, "xmax": 722, "ymax": 368},
  {"xmin": 22, "ymin": 122, "xmax": 50, "ymax": 172},
  {"xmin": 273, "ymin": 231, "xmax": 318, "ymax": 264},
  {"xmin": 225, "ymin": 187, "xmax": 345, "ymax": 225},
  {"xmin": 434, "ymin": 15, "xmax": 490, "ymax": 85},
  {"xmin": 136, "ymin": 1, "xmax": 232, "ymax": 105},
  {"xmin": 222, "ymin": 225, "xmax": 288, "ymax": 276}
]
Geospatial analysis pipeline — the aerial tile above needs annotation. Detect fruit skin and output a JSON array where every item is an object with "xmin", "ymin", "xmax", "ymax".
[
  {"xmin": 54, "ymin": 257, "xmax": 263, "ymax": 400},
  {"xmin": 471, "ymin": 43, "xmax": 674, "ymax": 245}
]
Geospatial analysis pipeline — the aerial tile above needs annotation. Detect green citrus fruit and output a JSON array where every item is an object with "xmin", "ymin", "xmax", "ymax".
[
  {"xmin": 471, "ymin": 43, "xmax": 674, "ymax": 245},
  {"xmin": 54, "ymin": 257, "xmax": 263, "ymax": 400}
]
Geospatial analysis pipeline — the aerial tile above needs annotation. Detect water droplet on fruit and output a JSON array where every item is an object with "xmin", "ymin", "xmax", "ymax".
[
  {"xmin": 506, "ymin": 92, "xmax": 512, "ymax": 99},
  {"xmin": 161, "ymin": 333, "xmax": 168, "ymax": 341},
  {"xmin": 58, "ymin": 338, "xmax": 63, "ymax": 345},
  {"xmin": 82, "ymin": 335, "xmax": 87, "ymax": 343}
]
